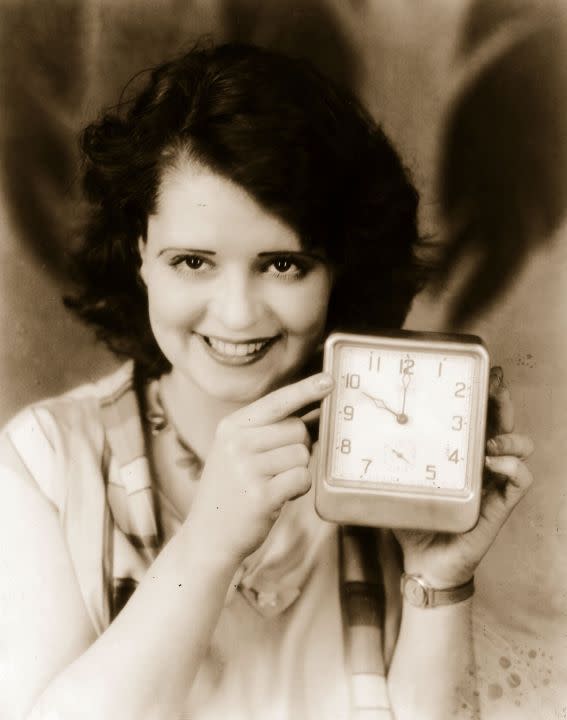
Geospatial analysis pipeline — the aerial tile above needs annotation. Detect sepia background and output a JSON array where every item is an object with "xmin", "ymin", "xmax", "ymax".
[{"xmin": 1, "ymin": 1, "xmax": 565, "ymax": 717}]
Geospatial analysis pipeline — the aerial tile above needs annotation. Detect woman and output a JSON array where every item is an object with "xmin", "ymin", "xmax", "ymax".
[{"xmin": 0, "ymin": 43, "xmax": 533, "ymax": 720}]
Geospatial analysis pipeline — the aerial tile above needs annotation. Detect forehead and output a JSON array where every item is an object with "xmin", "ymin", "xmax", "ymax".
[{"xmin": 149, "ymin": 160, "xmax": 301, "ymax": 252}]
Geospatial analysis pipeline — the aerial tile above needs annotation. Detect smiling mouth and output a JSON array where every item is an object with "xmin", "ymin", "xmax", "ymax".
[{"xmin": 198, "ymin": 334, "xmax": 279, "ymax": 364}]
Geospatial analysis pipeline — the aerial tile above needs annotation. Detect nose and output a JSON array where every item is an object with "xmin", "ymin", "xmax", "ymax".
[{"xmin": 210, "ymin": 269, "xmax": 262, "ymax": 331}]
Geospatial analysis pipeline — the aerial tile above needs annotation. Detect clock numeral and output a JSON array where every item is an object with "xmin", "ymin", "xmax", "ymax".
[
  {"xmin": 448, "ymin": 449, "xmax": 460, "ymax": 464},
  {"xmin": 452, "ymin": 415, "xmax": 464, "ymax": 431},
  {"xmin": 454, "ymin": 382, "xmax": 467, "ymax": 398},
  {"xmin": 368, "ymin": 353, "xmax": 381, "ymax": 372},
  {"xmin": 438, "ymin": 361, "xmax": 443, "ymax": 377},
  {"xmin": 340, "ymin": 439, "xmax": 352, "ymax": 454},
  {"xmin": 425, "ymin": 464, "xmax": 437, "ymax": 481},
  {"xmin": 361, "ymin": 458, "xmax": 373, "ymax": 474},
  {"xmin": 345, "ymin": 373, "xmax": 360, "ymax": 389},
  {"xmin": 343, "ymin": 405, "xmax": 354, "ymax": 421},
  {"xmin": 399, "ymin": 358, "xmax": 415, "ymax": 375}
]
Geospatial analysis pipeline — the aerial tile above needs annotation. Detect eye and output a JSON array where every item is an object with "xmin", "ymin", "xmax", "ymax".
[
  {"xmin": 169, "ymin": 253, "xmax": 213, "ymax": 275},
  {"xmin": 184, "ymin": 255, "xmax": 205, "ymax": 270},
  {"xmin": 273, "ymin": 257, "xmax": 294, "ymax": 273},
  {"xmin": 265, "ymin": 255, "xmax": 306, "ymax": 280}
]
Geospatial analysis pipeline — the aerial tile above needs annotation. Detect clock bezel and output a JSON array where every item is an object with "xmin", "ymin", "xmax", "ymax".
[{"xmin": 315, "ymin": 330, "xmax": 490, "ymax": 532}]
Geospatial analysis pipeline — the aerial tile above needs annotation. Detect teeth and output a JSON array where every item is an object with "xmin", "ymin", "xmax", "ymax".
[{"xmin": 207, "ymin": 337, "xmax": 269, "ymax": 356}]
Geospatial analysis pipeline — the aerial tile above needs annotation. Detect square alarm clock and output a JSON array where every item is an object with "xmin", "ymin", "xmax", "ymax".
[{"xmin": 315, "ymin": 330, "xmax": 490, "ymax": 532}]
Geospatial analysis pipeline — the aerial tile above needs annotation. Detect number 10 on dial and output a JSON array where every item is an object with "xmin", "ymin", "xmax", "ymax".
[{"xmin": 315, "ymin": 331, "xmax": 490, "ymax": 532}]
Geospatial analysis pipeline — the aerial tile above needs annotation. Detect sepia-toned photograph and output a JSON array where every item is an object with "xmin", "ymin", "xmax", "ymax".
[{"xmin": 0, "ymin": 1, "xmax": 565, "ymax": 718}]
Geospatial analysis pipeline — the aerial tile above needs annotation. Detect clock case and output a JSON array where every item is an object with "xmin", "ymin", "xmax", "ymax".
[{"xmin": 315, "ymin": 330, "xmax": 490, "ymax": 533}]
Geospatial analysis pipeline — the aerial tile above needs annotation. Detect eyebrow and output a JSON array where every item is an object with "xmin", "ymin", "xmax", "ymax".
[
  {"xmin": 158, "ymin": 248, "xmax": 217, "ymax": 257},
  {"xmin": 158, "ymin": 248, "xmax": 325, "ymax": 260},
  {"xmin": 257, "ymin": 250, "xmax": 326, "ymax": 261}
]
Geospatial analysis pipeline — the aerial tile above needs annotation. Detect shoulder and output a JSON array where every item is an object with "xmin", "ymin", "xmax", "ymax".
[
  {"xmin": 2, "ymin": 361, "xmax": 135, "ymax": 442},
  {"xmin": 0, "ymin": 361, "xmax": 137, "ymax": 505}
]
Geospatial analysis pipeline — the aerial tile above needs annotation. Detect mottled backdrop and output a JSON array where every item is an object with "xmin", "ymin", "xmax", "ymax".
[{"xmin": 1, "ymin": 1, "xmax": 566, "ymax": 717}]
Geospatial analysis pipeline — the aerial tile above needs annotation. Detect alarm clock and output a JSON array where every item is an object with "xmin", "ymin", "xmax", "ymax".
[{"xmin": 315, "ymin": 330, "xmax": 490, "ymax": 532}]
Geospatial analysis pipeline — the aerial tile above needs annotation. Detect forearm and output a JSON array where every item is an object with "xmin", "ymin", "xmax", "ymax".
[
  {"xmin": 27, "ymin": 519, "xmax": 239, "ymax": 720},
  {"xmin": 387, "ymin": 598, "xmax": 478, "ymax": 720}
]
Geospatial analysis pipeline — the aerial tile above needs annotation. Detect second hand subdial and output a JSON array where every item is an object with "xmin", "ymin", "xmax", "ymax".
[{"xmin": 386, "ymin": 444, "xmax": 411, "ymax": 464}]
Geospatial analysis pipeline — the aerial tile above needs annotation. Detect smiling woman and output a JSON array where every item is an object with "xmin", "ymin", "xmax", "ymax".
[
  {"xmin": 0, "ymin": 41, "xmax": 534, "ymax": 720},
  {"xmin": 65, "ymin": 43, "xmax": 423, "ymax": 380}
]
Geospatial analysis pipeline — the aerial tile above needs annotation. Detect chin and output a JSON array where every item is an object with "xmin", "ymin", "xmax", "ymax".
[{"xmin": 196, "ymin": 370, "xmax": 286, "ymax": 405}]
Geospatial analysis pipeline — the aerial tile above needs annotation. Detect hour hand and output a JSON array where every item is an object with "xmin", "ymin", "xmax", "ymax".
[
  {"xmin": 362, "ymin": 391, "xmax": 399, "ymax": 418},
  {"xmin": 362, "ymin": 391, "xmax": 409, "ymax": 425}
]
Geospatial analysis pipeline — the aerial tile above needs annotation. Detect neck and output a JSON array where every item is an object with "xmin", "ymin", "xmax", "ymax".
[{"xmin": 159, "ymin": 370, "xmax": 245, "ymax": 460}]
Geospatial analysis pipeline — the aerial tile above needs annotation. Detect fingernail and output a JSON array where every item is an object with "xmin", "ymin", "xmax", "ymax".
[
  {"xmin": 316, "ymin": 373, "xmax": 334, "ymax": 390},
  {"xmin": 485, "ymin": 456, "xmax": 496, "ymax": 468},
  {"xmin": 490, "ymin": 366, "xmax": 503, "ymax": 390},
  {"xmin": 486, "ymin": 438, "xmax": 498, "ymax": 453}
]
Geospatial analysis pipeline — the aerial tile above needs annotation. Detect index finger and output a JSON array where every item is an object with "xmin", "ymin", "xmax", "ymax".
[{"xmin": 232, "ymin": 373, "xmax": 334, "ymax": 426}]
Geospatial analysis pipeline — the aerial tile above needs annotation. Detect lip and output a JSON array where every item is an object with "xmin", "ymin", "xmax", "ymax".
[
  {"xmin": 204, "ymin": 333, "xmax": 277, "ymax": 345},
  {"xmin": 195, "ymin": 333, "xmax": 280, "ymax": 366}
]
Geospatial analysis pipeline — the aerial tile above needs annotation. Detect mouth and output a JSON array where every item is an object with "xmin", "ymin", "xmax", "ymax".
[{"xmin": 197, "ymin": 334, "xmax": 280, "ymax": 365}]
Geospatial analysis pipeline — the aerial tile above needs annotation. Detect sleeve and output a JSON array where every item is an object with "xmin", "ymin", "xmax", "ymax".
[
  {"xmin": 0, "ymin": 405, "xmax": 62, "ymax": 510},
  {"xmin": 0, "ymin": 401, "xmax": 112, "ymax": 634}
]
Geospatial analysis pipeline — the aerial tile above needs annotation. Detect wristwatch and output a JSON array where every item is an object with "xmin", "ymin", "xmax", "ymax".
[{"xmin": 400, "ymin": 573, "xmax": 475, "ymax": 608}]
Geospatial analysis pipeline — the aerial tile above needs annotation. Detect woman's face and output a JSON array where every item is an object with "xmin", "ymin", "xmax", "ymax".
[{"xmin": 139, "ymin": 161, "xmax": 333, "ymax": 405}]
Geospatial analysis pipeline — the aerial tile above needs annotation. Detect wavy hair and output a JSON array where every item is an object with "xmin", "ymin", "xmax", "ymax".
[{"xmin": 66, "ymin": 42, "xmax": 425, "ymax": 377}]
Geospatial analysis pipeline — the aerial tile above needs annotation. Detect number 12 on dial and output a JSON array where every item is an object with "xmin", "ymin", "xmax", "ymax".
[{"xmin": 316, "ymin": 331, "xmax": 490, "ymax": 533}]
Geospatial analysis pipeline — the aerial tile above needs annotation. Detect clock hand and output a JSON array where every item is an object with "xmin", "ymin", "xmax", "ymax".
[
  {"xmin": 387, "ymin": 445, "xmax": 410, "ymax": 463},
  {"xmin": 362, "ymin": 391, "xmax": 409, "ymax": 425},
  {"xmin": 362, "ymin": 391, "xmax": 399, "ymax": 418},
  {"xmin": 397, "ymin": 370, "xmax": 412, "ymax": 424}
]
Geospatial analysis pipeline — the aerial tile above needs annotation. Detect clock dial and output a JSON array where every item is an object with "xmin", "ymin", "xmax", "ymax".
[{"xmin": 330, "ymin": 344, "xmax": 475, "ymax": 491}]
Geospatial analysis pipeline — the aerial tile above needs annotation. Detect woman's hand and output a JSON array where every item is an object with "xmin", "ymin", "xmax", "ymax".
[
  {"xmin": 393, "ymin": 366, "xmax": 535, "ymax": 588},
  {"xmin": 188, "ymin": 372, "xmax": 333, "ymax": 566}
]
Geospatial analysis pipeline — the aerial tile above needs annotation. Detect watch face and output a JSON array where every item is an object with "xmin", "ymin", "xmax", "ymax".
[
  {"xmin": 328, "ymin": 341, "xmax": 477, "ymax": 492},
  {"xmin": 403, "ymin": 576, "xmax": 428, "ymax": 607}
]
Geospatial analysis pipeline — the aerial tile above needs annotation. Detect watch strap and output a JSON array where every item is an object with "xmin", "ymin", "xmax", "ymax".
[{"xmin": 401, "ymin": 573, "xmax": 475, "ymax": 608}]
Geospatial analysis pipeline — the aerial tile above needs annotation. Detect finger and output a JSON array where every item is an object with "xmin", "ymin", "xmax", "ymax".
[
  {"xmin": 232, "ymin": 373, "xmax": 334, "ymax": 427},
  {"xmin": 269, "ymin": 466, "xmax": 312, "ymax": 509},
  {"xmin": 245, "ymin": 417, "xmax": 310, "ymax": 452},
  {"xmin": 481, "ymin": 467, "xmax": 507, "ymax": 498},
  {"xmin": 299, "ymin": 407, "xmax": 320, "ymax": 424},
  {"xmin": 488, "ymin": 366, "xmax": 514, "ymax": 435},
  {"xmin": 476, "ymin": 456, "xmax": 534, "ymax": 537},
  {"xmin": 488, "ymin": 365, "xmax": 504, "ymax": 395},
  {"xmin": 484, "ymin": 455, "xmax": 533, "ymax": 495},
  {"xmin": 486, "ymin": 433, "xmax": 535, "ymax": 459},
  {"xmin": 258, "ymin": 444, "xmax": 311, "ymax": 476},
  {"xmin": 301, "ymin": 407, "xmax": 321, "ymax": 445}
]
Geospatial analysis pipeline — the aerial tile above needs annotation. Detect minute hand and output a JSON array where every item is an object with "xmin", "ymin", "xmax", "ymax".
[{"xmin": 398, "ymin": 371, "xmax": 412, "ymax": 423}]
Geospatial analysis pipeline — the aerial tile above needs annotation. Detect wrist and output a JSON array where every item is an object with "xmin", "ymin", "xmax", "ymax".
[
  {"xmin": 178, "ymin": 514, "xmax": 242, "ymax": 576},
  {"xmin": 401, "ymin": 560, "xmax": 475, "ymax": 590}
]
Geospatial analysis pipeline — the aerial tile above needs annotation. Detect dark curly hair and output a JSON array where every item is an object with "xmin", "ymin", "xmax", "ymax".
[{"xmin": 66, "ymin": 42, "xmax": 425, "ymax": 377}]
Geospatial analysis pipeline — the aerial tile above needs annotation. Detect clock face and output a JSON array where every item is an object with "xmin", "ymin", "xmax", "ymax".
[{"xmin": 329, "ymin": 343, "xmax": 477, "ymax": 492}]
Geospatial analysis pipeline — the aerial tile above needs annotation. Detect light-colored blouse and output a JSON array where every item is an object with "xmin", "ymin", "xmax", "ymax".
[{"xmin": 0, "ymin": 362, "xmax": 402, "ymax": 720}]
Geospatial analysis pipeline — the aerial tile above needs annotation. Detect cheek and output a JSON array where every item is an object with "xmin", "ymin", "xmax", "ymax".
[
  {"xmin": 146, "ymin": 271, "xmax": 204, "ymax": 331},
  {"xmin": 275, "ymin": 275, "xmax": 332, "ymax": 339}
]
